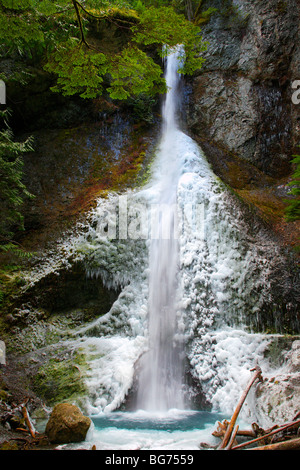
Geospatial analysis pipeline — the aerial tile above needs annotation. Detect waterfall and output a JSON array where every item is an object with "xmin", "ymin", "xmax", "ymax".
[
  {"xmin": 73, "ymin": 45, "xmax": 296, "ymax": 422},
  {"xmin": 136, "ymin": 47, "xmax": 185, "ymax": 411}
]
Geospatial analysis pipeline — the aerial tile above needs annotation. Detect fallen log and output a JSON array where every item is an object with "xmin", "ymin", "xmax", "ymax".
[
  {"xmin": 218, "ymin": 366, "xmax": 263, "ymax": 449},
  {"xmin": 248, "ymin": 437, "xmax": 300, "ymax": 451},
  {"xmin": 22, "ymin": 406, "xmax": 36, "ymax": 438},
  {"xmin": 231, "ymin": 418, "xmax": 300, "ymax": 450},
  {"xmin": 16, "ymin": 427, "xmax": 30, "ymax": 433},
  {"xmin": 237, "ymin": 429, "xmax": 256, "ymax": 438},
  {"xmin": 213, "ymin": 424, "xmax": 256, "ymax": 439},
  {"xmin": 252, "ymin": 422, "xmax": 278, "ymax": 436},
  {"xmin": 225, "ymin": 425, "xmax": 239, "ymax": 450}
]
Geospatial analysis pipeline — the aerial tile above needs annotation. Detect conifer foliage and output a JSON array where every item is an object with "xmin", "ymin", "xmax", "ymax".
[
  {"xmin": 0, "ymin": 0, "xmax": 206, "ymax": 100},
  {"xmin": 0, "ymin": 110, "xmax": 33, "ymax": 240}
]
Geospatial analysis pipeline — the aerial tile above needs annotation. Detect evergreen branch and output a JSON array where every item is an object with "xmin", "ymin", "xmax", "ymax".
[{"xmin": 0, "ymin": 234, "xmax": 30, "ymax": 253}]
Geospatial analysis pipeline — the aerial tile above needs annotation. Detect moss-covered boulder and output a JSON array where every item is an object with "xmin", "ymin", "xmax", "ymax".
[{"xmin": 45, "ymin": 403, "xmax": 91, "ymax": 444}]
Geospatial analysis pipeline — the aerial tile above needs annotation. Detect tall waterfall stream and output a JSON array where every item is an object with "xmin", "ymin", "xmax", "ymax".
[
  {"xmin": 136, "ymin": 48, "xmax": 185, "ymax": 412},
  {"xmin": 32, "ymin": 50, "xmax": 297, "ymax": 449}
]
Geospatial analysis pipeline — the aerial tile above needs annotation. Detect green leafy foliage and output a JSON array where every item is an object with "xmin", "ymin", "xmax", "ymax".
[
  {"xmin": 107, "ymin": 46, "xmax": 167, "ymax": 100},
  {"xmin": 0, "ymin": 242, "xmax": 33, "ymax": 258},
  {"xmin": 132, "ymin": 7, "xmax": 204, "ymax": 50},
  {"xmin": 33, "ymin": 0, "xmax": 71, "ymax": 15},
  {"xmin": 127, "ymin": 93, "xmax": 157, "ymax": 123},
  {"xmin": 45, "ymin": 40, "xmax": 108, "ymax": 98},
  {"xmin": 0, "ymin": 110, "xmax": 34, "ymax": 303},
  {"xmin": 0, "ymin": 0, "xmax": 44, "ymax": 50},
  {"xmin": 0, "ymin": 0, "xmax": 207, "ymax": 100},
  {"xmin": 131, "ymin": 6, "xmax": 207, "ymax": 74},
  {"xmin": 1, "ymin": 0, "xmax": 31, "ymax": 9},
  {"xmin": 0, "ymin": 110, "xmax": 34, "ymax": 239}
]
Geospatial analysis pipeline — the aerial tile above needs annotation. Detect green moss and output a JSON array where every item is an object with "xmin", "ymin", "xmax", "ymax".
[
  {"xmin": 33, "ymin": 349, "xmax": 89, "ymax": 406},
  {"xmin": 87, "ymin": 6, "xmax": 140, "ymax": 23},
  {"xmin": 0, "ymin": 441, "xmax": 19, "ymax": 451},
  {"xmin": 194, "ymin": 7, "xmax": 218, "ymax": 26},
  {"xmin": 0, "ymin": 389, "xmax": 10, "ymax": 401},
  {"xmin": 0, "ymin": 262, "xmax": 27, "ymax": 337},
  {"xmin": 237, "ymin": 188, "xmax": 286, "ymax": 222}
]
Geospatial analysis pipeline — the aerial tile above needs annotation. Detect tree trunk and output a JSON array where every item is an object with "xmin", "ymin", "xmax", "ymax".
[{"xmin": 249, "ymin": 438, "xmax": 300, "ymax": 451}]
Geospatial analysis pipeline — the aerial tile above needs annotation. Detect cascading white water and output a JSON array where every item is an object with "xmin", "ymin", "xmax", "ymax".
[
  {"xmin": 60, "ymin": 44, "xmax": 294, "ymax": 440},
  {"xmin": 136, "ymin": 48, "xmax": 185, "ymax": 411},
  {"xmin": 19, "ymin": 38, "xmax": 298, "ymax": 450}
]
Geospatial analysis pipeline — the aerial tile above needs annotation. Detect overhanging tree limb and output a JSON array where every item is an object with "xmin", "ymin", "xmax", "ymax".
[
  {"xmin": 70, "ymin": 0, "xmax": 139, "ymax": 50},
  {"xmin": 71, "ymin": 0, "xmax": 90, "ymax": 47},
  {"xmin": 75, "ymin": 0, "xmax": 138, "ymax": 29}
]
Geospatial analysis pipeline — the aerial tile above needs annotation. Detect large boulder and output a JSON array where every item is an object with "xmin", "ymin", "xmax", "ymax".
[{"xmin": 45, "ymin": 403, "xmax": 91, "ymax": 444}]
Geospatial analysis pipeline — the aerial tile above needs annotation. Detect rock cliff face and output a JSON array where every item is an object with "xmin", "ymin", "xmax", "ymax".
[{"xmin": 187, "ymin": 0, "xmax": 299, "ymax": 184}]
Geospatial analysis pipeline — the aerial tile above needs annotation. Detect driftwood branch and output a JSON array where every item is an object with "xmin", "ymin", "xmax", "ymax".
[
  {"xmin": 248, "ymin": 437, "xmax": 300, "ymax": 451},
  {"xmin": 231, "ymin": 418, "xmax": 300, "ymax": 450},
  {"xmin": 237, "ymin": 429, "xmax": 256, "ymax": 438},
  {"xmin": 212, "ymin": 420, "xmax": 229, "ymax": 439},
  {"xmin": 225, "ymin": 425, "xmax": 239, "ymax": 450},
  {"xmin": 218, "ymin": 366, "xmax": 262, "ymax": 449},
  {"xmin": 22, "ymin": 406, "xmax": 36, "ymax": 438},
  {"xmin": 211, "ymin": 365, "xmax": 300, "ymax": 451}
]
